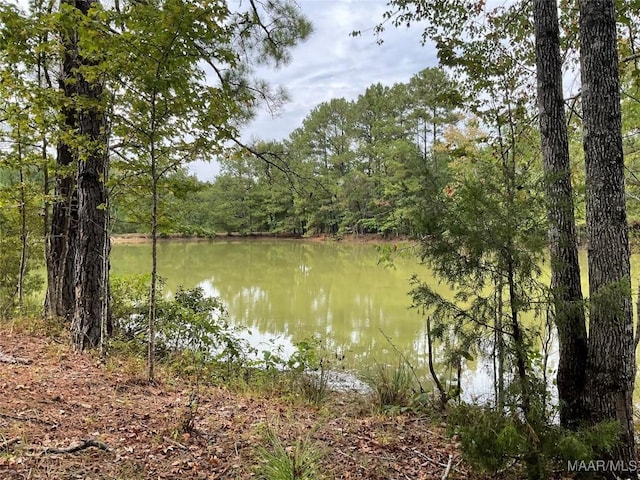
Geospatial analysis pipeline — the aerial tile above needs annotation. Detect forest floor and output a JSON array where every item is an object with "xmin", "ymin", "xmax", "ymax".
[{"xmin": 0, "ymin": 324, "xmax": 485, "ymax": 480}]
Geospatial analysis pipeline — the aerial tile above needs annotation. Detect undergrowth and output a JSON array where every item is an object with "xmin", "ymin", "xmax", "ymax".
[
  {"xmin": 361, "ymin": 361, "xmax": 417, "ymax": 412},
  {"xmin": 109, "ymin": 274, "xmax": 337, "ymax": 404},
  {"xmin": 256, "ymin": 425, "xmax": 323, "ymax": 480},
  {"xmin": 446, "ymin": 402, "xmax": 620, "ymax": 479}
]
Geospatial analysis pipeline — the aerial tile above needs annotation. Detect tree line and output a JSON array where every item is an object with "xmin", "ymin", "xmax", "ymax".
[
  {"xmin": 115, "ymin": 63, "xmax": 640, "ymax": 241},
  {"xmin": 111, "ymin": 67, "xmax": 460, "ymax": 237}
]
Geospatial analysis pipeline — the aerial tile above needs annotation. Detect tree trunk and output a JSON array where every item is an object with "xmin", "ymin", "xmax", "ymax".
[
  {"xmin": 46, "ymin": 169, "xmax": 77, "ymax": 319},
  {"xmin": 17, "ymin": 156, "xmax": 27, "ymax": 314},
  {"xmin": 494, "ymin": 276, "xmax": 505, "ymax": 409},
  {"xmin": 70, "ymin": 0, "xmax": 111, "ymax": 351},
  {"xmin": 148, "ymin": 168, "xmax": 158, "ymax": 382},
  {"xmin": 579, "ymin": 0, "xmax": 636, "ymax": 461},
  {"xmin": 40, "ymin": 57, "xmax": 52, "ymax": 316},
  {"xmin": 506, "ymin": 256, "xmax": 530, "ymax": 416},
  {"xmin": 46, "ymin": 158, "xmax": 78, "ymax": 319},
  {"xmin": 46, "ymin": 11, "xmax": 79, "ymax": 319},
  {"xmin": 533, "ymin": 0, "xmax": 588, "ymax": 428},
  {"xmin": 72, "ymin": 129, "xmax": 109, "ymax": 349},
  {"xmin": 147, "ymin": 86, "xmax": 159, "ymax": 382},
  {"xmin": 11, "ymin": 122, "xmax": 29, "ymax": 315}
]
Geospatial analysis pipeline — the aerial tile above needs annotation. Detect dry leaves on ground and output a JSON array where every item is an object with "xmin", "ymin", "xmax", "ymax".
[{"xmin": 0, "ymin": 329, "xmax": 483, "ymax": 479}]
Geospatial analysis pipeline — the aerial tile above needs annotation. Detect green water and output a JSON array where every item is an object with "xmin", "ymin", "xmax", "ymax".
[
  {"xmin": 111, "ymin": 239, "xmax": 440, "ymax": 364},
  {"xmin": 110, "ymin": 239, "xmax": 640, "ymax": 399}
]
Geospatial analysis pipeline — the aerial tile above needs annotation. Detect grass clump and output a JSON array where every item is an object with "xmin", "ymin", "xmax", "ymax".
[
  {"xmin": 362, "ymin": 361, "xmax": 415, "ymax": 412},
  {"xmin": 296, "ymin": 366, "xmax": 330, "ymax": 406},
  {"xmin": 256, "ymin": 425, "xmax": 323, "ymax": 480}
]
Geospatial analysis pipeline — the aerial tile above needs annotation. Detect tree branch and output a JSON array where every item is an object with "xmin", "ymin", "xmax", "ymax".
[
  {"xmin": 249, "ymin": 0, "xmax": 279, "ymax": 51},
  {"xmin": 40, "ymin": 438, "xmax": 111, "ymax": 455},
  {"xmin": 0, "ymin": 412, "xmax": 55, "ymax": 426},
  {"xmin": 622, "ymin": 52, "xmax": 640, "ymax": 63}
]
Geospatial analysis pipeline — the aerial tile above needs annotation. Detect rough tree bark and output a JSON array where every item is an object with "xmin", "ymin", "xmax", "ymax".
[
  {"xmin": 579, "ymin": 0, "xmax": 636, "ymax": 462},
  {"xmin": 44, "ymin": 0, "xmax": 110, "ymax": 346},
  {"xmin": 532, "ymin": 0, "xmax": 588, "ymax": 428},
  {"xmin": 69, "ymin": 0, "xmax": 111, "ymax": 350}
]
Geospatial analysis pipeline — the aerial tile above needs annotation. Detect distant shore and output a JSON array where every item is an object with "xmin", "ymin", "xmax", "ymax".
[{"xmin": 110, "ymin": 232, "xmax": 412, "ymax": 245}]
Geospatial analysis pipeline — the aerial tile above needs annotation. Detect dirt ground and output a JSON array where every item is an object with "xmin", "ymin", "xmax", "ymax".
[{"xmin": 0, "ymin": 327, "xmax": 477, "ymax": 480}]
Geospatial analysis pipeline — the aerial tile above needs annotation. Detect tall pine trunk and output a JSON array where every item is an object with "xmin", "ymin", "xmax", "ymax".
[
  {"xmin": 533, "ymin": 0, "xmax": 588, "ymax": 428},
  {"xmin": 71, "ymin": 90, "xmax": 109, "ymax": 349},
  {"xmin": 579, "ymin": 0, "xmax": 636, "ymax": 461},
  {"xmin": 45, "ymin": 0, "xmax": 111, "ymax": 347}
]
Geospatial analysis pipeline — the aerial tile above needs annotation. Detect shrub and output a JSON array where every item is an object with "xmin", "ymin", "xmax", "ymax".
[
  {"xmin": 446, "ymin": 403, "xmax": 620, "ymax": 479},
  {"xmin": 110, "ymin": 275, "xmax": 253, "ymax": 376}
]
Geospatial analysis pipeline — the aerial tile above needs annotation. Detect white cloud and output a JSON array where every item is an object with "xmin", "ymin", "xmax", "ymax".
[
  {"xmin": 189, "ymin": 0, "xmax": 438, "ymax": 181},
  {"xmin": 246, "ymin": 0, "xmax": 437, "ymax": 139}
]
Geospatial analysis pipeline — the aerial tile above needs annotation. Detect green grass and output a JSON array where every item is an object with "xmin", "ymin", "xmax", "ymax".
[
  {"xmin": 362, "ymin": 361, "xmax": 414, "ymax": 411},
  {"xmin": 256, "ymin": 426, "xmax": 323, "ymax": 480}
]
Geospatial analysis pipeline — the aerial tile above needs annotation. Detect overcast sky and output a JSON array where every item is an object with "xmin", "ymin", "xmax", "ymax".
[{"xmin": 190, "ymin": 0, "xmax": 438, "ymax": 181}]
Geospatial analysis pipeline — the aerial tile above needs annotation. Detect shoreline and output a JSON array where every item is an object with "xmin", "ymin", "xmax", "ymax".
[
  {"xmin": 110, "ymin": 232, "xmax": 412, "ymax": 245},
  {"xmin": 111, "ymin": 230, "xmax": 640, "ymax": 252}
]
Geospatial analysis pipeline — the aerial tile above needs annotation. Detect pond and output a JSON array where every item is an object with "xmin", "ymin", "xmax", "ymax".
[{"xmin": 110, "ymin": 238, "xmax": 640, "ymax": 401}]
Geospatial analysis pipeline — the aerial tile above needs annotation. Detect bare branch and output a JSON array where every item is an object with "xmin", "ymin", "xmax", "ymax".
[
  {"xmin": 622, "ymin": 52, "xmax": 640, "ymax": 63},
  {"xmin": 40, "ymin": 438, "xmax": 111, "ymax": 455}
]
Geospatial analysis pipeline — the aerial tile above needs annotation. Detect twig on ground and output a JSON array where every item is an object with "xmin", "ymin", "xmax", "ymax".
[
  {"xmin": 335, "ymin": 449, "xmax": 368, "ymax": 471},
  {"xmin": 411, "ymin": 448, "xmax": 449, "ymax": 468},
  {"xmin": 441, "ymin": 454, "xmax": 453, "ymax": 480},
  {"xmin": 163, "ymin": 436, "xmax": 188, "ymax": 450},
  {"xmin": 0, "ymin": 352, "xmax": 31, "ymax": 365},
  {"xmin": 40, "ymin": 438, "xmax": 111, "ymax": 455},
  {"xmin": 0, "ymin": 438, "xmax": 20, "ymax": 450},
  {"xmin": 0, "ymin": 412, "xmax": 54, "ymax": 426}
]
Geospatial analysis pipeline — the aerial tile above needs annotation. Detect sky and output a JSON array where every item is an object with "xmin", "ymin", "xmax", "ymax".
[{"xmin": 189, "ymin": 0, "xmax": 438, "ymax": 181}]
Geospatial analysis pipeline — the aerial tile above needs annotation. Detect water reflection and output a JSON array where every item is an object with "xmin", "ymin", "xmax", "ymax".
[
  {"xmin": 110, "ymin": 239, "xmax": 640, "ymax": 401},
  {"xmin": 111, "ymin": 240, "xmax": 431, "ymax": 368}
]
